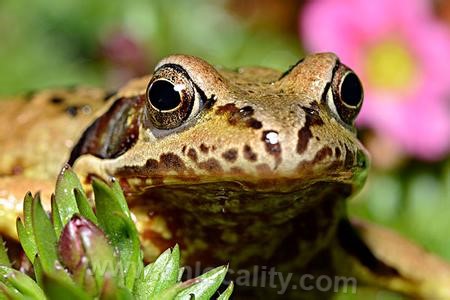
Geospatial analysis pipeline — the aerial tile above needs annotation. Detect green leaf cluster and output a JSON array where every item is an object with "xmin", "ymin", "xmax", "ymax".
[{"xmin": 0, "ymin": 165, "xmax": 232, "ymax": 299}]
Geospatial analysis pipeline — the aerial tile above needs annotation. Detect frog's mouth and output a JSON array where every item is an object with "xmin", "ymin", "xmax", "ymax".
[
  {"xmin": 74, "ymin": 143, "xmax": 367, "ymax": 225},
  {"xmin": 116, "ymin": 175, "xmax": 355, "ymax": 227}
]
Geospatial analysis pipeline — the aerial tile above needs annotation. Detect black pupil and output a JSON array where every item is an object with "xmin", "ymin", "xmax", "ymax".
[
  {"xmin": 341, "ymin": 72, "xmax": 362, "ymax": 107},
  {"xmin": 149, "ymin": 80, "xmax": 181, "ymax": 111}
]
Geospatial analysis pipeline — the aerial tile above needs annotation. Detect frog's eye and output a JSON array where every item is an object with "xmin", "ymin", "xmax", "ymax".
[
  {"xmin": 148, "ymin": 80, "xmax": 183, "ymax": 111},
  {"xmin": 146, "ymin": 64, "xmax": 203, "ymax": 129},
  {"xmin": 327, "ymin": 65, "xmax": 364, "ymax": 125}
]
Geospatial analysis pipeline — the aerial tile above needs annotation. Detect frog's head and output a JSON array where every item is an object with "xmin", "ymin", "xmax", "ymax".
[{"xmin": 70, "ymin": 53, "xmax": 368, "ymax": 217}]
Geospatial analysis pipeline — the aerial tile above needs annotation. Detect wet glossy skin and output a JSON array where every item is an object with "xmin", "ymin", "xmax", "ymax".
[
  {"xmin": 68, "ymin": 53, "xmax": 368, "ymax": 265},
  {"xmin": 1, "ymin": 53, "xmax": 369, "ymax": 291}
]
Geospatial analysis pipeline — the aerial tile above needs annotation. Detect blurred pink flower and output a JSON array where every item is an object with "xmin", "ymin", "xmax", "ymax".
[{"xmin": 300, "ymin": 0, "xmax": 450, "ymax": 160}]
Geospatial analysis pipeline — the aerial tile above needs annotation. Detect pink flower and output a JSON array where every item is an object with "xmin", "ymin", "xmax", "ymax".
[{"xmin": 300, "ymin": 0, "xmax": 450, "ymax": 160}]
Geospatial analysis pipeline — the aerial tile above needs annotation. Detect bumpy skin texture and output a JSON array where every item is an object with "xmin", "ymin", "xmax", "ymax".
[{"xmin": 1, "ymin": 54, "xmax": 450, "ymax": 298}]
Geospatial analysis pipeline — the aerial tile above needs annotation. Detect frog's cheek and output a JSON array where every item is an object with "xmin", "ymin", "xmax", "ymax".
[{"xmin": 68, "ymin": 96, "xmax": 145, "ymax": 166}]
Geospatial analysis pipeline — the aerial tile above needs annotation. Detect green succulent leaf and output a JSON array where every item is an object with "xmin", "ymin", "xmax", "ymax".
[
  {"xmin": 175, "ymin": 265, "xmax": 229, "ymax": 300},
  {"xmin": 217, "ymin": 281, "xmax": 234, "ymax": 300},
  {"xmin": 0, "ymin": 266, "xmax": 45, "ymax": 300},
  {"xmin": 93, "ymin": 179, "xmax": 143, "ymax": 290},
  {"xmin": 31, "ymin": 193, "xmax": 58, "ymax": 274},
  {"xmin": 0, "ymin": 282, "xmax": 20, "ymax": 300},
  {"xmin": 0, "ymin": 237, "xmax": 10, "ymax": 267},
  {"xmin": 100, "ymin": 276, "xmax": 134, "ymax": 300},
  {"xmin": 157, "ymin": 278, "xmax": 201, "ymax": 300},
  {"xmin": 42, "ymin": 273, "xmax": 90, "ymax": 300},
  {"xmin": 74, "ymin": 188, "xmax": 97, "ymax": 224},
  {"xmin": 134, "ymin": 245, "xmax": 180, "ymax": 299},
  {"xmin": 177, "ymin": 267, "xmax": 185, "ymax": 282},
  {"xmin": 110, "ymin": 179, "xmax": 132, "ymax": 217},
  {"xmin": 23, "ymin": 193, "xmax": 34, "ymax": 236},
  {"xmin": 0, "ymin": 269, "xmax": 19, "ymax": 297},
  {"xmin": 16, "ymin": 192, "xmax": 37, "ymax": 262},
  {"xmin": 5, "ymin": 168, "xmax": 232, "ymax": 300},
  {"xmin": 33, "ymin": 255, "xmax": 43, "ymax": 288},
  {"xmin": 16, "ymin": 219, "xmax": 34, "ymax": 265},
  {"xmin": 51, "ymin": 195, "xmax": 63, "ymax": 237},
  {"xmin": 54, "ymin": 165, "xmax": 84, "ymax": 230},
  {"xmin": 115, "ymin": 212, "xmax": 143, "ymax": 290}
]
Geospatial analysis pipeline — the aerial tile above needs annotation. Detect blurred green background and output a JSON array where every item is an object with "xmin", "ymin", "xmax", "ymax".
[
  {"xmin": 0, "ymin": 0, "xmax": 449, "ymax": 298},
  {"xmin": 0, "ymin": 0, "xmax": 301, "ymax": 95}
]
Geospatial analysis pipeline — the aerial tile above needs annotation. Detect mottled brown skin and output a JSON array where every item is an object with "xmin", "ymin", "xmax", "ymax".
[{"xmin": 1, "ymin": 54, "xmax": 450, "ymax": 298}]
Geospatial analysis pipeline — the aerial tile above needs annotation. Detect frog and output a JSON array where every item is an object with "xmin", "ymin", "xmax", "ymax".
[{"xmin": 1, "ymin": 53, "xmax": 450, "ymax": 298}]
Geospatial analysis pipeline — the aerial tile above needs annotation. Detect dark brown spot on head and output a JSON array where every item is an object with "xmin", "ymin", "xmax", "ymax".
[
  {"xmin": 65, "ymin": 105, "xmax": 79, "ymax": 117},
  {"xmin": 335, "ymin": 147, "xmax": 342, "ymax": 159},
  {"xmin": 239, "ymin": 106, "xmax": 254, "ymax": 117},
  {"xmin": 297, "ymin": 127, "xmax": 312, "ymax": 155},
  {"xmin": 297, "ymin": 104, "xmax": 325, "ymax": 155},
  {"xmin": 312, "ymin": 146, "xmax": 333, "ymax": 163},
  {"xmin": 301, "ymin": 103, "xmax": 325, "ymax": 127},
  {"xmin": 198, "ymin": 158, "xmax": 223, "ymax": 173},
  {"xmin": 222, "ymin": 148, "xmax": 238, "ymax": 162},
  {"xmin": 216, "ymin": 103, "xmax": 262, "ymax": 129},
  {"xmin": 50, "ymin": 96, "xmax": 64, "ymax": 104},
  {"xmin": 159, "ymin": 153, "xmax": 186, "ymax": 172},
  {"xmin": 187, "ymin": 148, "xmax": 198, "ymax": 162},
  {"xmin": 344, "ymin": 145, "xmax": 355, "ymax": 168},
  {"xmin": 216, "ymin": 103, "xmax": 238, "ymax": 116},
  {"xmin": 243, "ymin": 145, "xmax": 257, "ymax": 162},
  {"xmin": 297, "ymin": 146, "xmax": 335, "ymax": 173},
  {"xmin": 327, "ymin": 160, "xmax": 343, "ymax": 172},
  {"xmin": 246, "ymin": 118, "xmax": 263, "ymax": 129},
  {"xmin": 200, "ymin": 143, "xmax": 209, "ymax": 154},
  {"xmin": 181, "ymin": 145, "xmax": 187, "ymax": 154},
  {"xmin": 115, "ymin": 158, "xmax": 159, "ymax": 177},
  {"xmin": 145, "ymin": 159, "xmax": 159, "ymax": 172}
]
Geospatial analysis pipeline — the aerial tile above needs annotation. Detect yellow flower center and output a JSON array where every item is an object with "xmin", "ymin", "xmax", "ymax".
[{"xmin": 365, "ymin": 39, "xmax": 417, "ymax": 92}]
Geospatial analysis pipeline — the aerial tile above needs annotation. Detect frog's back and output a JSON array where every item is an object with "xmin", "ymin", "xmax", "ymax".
[{"xmin": 0, "ymin": 87, "xmax": 109, "ymax": 180}]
